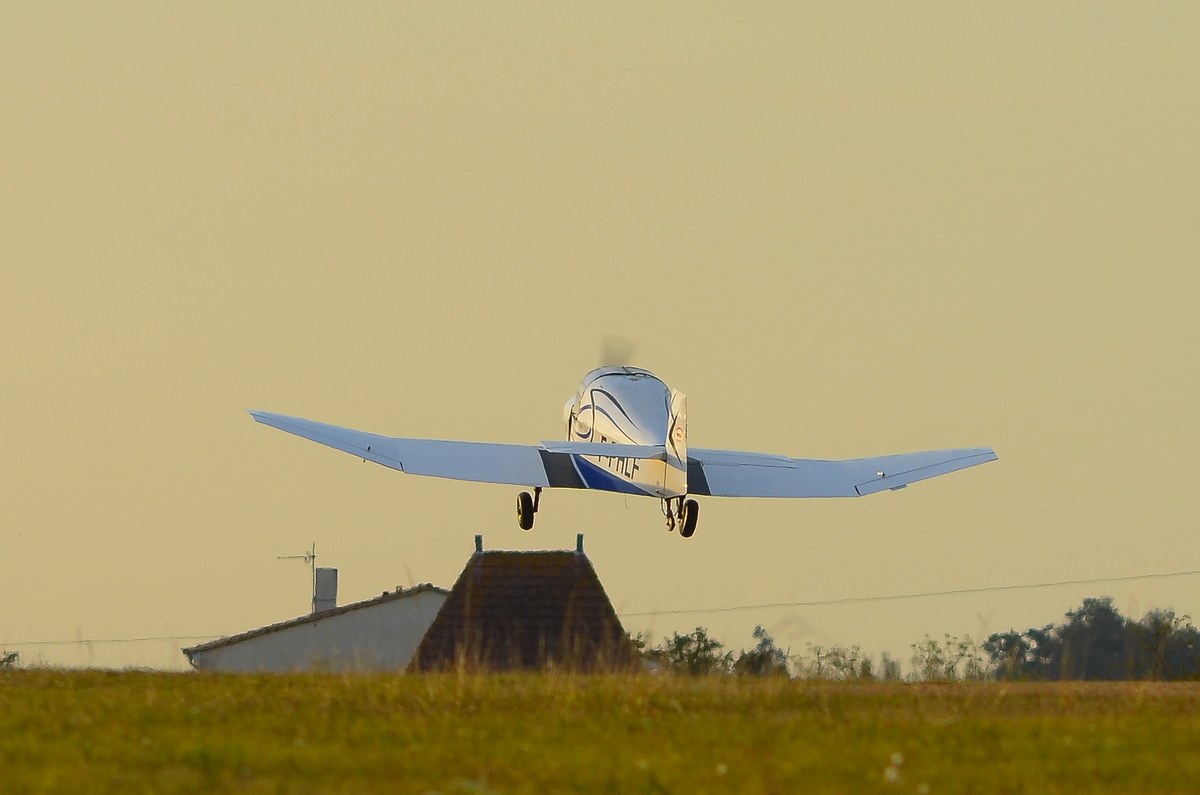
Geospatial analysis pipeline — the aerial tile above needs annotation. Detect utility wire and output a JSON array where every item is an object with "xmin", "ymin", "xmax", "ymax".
[
  {"xmin": 6, "ymin": 568, "xmax": 1200, "ymax": 646},
  {"xmin": 2, "ymin": 635, "xmax": 220, "ymax": 647},
  {"xmin": 618, "ymin": 568, "xmax": 1200, "ymax": 618}
]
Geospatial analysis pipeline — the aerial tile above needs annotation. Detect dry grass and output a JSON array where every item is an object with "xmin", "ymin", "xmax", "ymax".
[{"xmin": 3, "ymin": 670, "xmax": 1200, "ymax": 793}]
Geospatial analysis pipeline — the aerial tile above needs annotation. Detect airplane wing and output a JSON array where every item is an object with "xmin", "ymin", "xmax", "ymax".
[
  {"xmin": 251, "ymin": 412, "xmax": 995, "ymax": 498},
  {"xmin": 687, "ymin": 447, "xmax": 997, "ymax": 498},
  {"xmin": 248, "ymin": 411, "xmax": 662, "ymax": 490}
]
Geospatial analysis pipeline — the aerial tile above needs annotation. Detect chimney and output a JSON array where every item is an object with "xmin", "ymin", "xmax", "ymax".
[
  {"xmin": 475, "ymin": 534, "xmax": 483, "ymax": 553},
  {"xmin": 314, "ymin": 567, "xmax": 338, "ymax": 612},
  {"xmin": 576, "ymin": 533, "xmax": 584, "ymax": 554}
]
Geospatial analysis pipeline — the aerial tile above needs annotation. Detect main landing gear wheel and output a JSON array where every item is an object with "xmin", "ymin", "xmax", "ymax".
[
  {"xmin": 516, "ymin": 491, "xmax": 535, "ymax": 530},
  {"xmin": 663, "ymin": 496, "xmax": 699, "ymax": 538},
  {"xmin": 516, "ymin": 488, "xmax": 540, "ymax": 531},
  {"xmin": 679, "ymin": 498, "xmax": 699, "ymax": 538}
]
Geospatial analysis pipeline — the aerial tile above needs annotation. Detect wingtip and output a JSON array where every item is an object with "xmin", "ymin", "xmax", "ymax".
[
  {"xmin": 962, "ymin": 447, "xmax": 998, "ymax": 463},
  {"xmin": 964, "ymin": 448, "xmax": 998, "ymax": 465}
]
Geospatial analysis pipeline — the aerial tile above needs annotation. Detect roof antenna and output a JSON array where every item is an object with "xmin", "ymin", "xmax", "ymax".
[{"xmin": 277, "ymin": 542, "xmax": 317, "ymax": 614}]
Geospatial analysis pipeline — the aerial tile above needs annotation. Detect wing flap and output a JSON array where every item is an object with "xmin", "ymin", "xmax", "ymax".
[{"xmin": 687, "ymin": 448, "xmax": 797, "ymax": 469}]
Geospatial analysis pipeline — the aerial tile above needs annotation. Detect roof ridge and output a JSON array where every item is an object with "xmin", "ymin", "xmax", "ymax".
[{"xmin": 182, "ymin": 582, "xmax": 448, "ymax": 655}]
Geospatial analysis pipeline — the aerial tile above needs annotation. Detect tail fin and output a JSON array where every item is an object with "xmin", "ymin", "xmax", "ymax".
[{"xmin": 668, "ymin": 388, "xmax": 687, "ymax": 471}]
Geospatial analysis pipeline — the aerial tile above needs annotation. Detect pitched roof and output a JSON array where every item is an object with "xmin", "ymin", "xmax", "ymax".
[
  {"xmin": 182, "ymin": 583, "xmax": 448, "ymax": 656},
  {"xmin": 409, "ymin": 549, "xmax": 635, "ymax": 672}
]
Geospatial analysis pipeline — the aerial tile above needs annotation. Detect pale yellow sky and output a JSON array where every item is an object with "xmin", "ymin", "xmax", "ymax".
[{"xmin": 3, "ymin": 4, "xmax": 1198, "ymax": 669}]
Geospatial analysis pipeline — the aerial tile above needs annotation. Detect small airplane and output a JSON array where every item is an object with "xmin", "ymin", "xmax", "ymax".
[{"xmin": 250, "ymin": 366, "xmax": 996, "ymax": 539}]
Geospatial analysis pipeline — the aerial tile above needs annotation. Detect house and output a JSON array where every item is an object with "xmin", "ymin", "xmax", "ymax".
[
  {"xmin": 409, "ymin": 534, "xmax": 635, "ymax": 672},
  {"xmin": 183, "ymin": 582, "xmax": 448, "ymax": 673}
]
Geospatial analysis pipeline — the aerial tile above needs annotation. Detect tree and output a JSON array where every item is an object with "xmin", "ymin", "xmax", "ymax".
[
  {"xmin": 628, "ymin": 631, "xmax": 654, "ymax": 657},
  {"xmin": 661, "ymin": 627, "xmax": 733, "ymax": 676},
  {"xmin": 985, "ymin": 597, "xmax": 1200, "ymax": 681},
  {"xmin": 628, "ymin": 631, "xmax": 670, "ymax": 671},
  {"xmin": 981, "ymin": 630, "xmax": 1033, "ymax": 680},
  {"xmin": 1130, "ymin": 609, "xmax": 1200, "ymax": 681},
  {"xmin": 878, "ymin": 652, "xmax": 903, "ymax": 682},
  {"xmin": 1022, "ymin": 624, "xmax": 1061, "ymax": 677},
  {"xmin": 789, "ymin": 644, "xmax": 899, "ymax": 681},
  {"xmin": 1056, "ymin": 597, "xmax": 1133, "ymax": 679},
  {"xmin": 733, "ymin": 626, "xmax": 790, "ymax": 677},
  {"xmin": 819, "ymin": 644, "xmax": 870, "ymax": 681},
  {"xmin": 909, "ymin": 634, "xmax": 986, "ymax": 681}
]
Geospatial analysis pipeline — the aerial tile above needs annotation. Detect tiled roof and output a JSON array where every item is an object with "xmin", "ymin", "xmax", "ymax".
[
  {"xmin": 409, "ymin": 549, "xmax": 635, "ymax": 672},
  {"xmin": 182, "ymin": 583, "xmax": 448, "ymax": 656}
]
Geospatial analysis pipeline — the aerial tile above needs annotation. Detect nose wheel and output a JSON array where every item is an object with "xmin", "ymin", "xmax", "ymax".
[
  {"xmin": 516, "ymin": 487, "xmax": 541, "ymax": 531},
  {"xmin": 662, "ymin": 496, "xmax": 700, "ymax": 538}
]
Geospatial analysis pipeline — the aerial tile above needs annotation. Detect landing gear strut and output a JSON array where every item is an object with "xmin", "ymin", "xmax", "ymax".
[
  {"xmin": 662, "ymin": 496, "xmax": 700, "ymax": 538},
  {"xmin": 516, "ymin": 487, "xmax": 541, "ymax": 531}
]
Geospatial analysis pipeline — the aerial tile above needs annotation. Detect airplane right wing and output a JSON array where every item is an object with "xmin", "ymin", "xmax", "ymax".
[{"xmin": 687, "ymin": 447, "xmax": 997, "ymax": 498}]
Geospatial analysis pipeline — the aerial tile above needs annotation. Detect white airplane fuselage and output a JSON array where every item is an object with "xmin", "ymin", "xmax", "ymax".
[{"xmin": 561, "ymin": 366, "xmax": 688, "ymax": 499}]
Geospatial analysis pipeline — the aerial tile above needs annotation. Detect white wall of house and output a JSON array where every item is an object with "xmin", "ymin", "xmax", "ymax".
[{"xmin": 187, "ymin": 590, "xmax": 447, "ymax": 673}]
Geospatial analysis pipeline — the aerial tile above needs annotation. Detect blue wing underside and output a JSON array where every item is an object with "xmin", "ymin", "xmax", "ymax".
[{"xmin": 249, "ymin": 412, "xmax": 996, "ymax": 498}]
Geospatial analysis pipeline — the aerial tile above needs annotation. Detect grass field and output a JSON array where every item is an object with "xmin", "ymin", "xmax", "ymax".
[{"xmin": 3, "ymin": 671, "xmax": 1199, "ymax": 794}]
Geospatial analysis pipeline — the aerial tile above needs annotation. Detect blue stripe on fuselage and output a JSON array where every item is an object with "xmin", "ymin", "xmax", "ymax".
[
  {"xmin": 572, "ymin": 455, "xmax": 655, "ymax": 496},
  {"xmin": 576, "ymin": 404, "xmax": 635, "ymax": 444},
  {"xmin": 590, "ymin": 387, "xmax": 645, "ymax": 433}
]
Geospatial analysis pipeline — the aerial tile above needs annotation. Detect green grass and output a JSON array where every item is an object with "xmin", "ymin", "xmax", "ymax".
[{"xmin": 3, "ymin": 671, "xmax": 1200, "ymax": 794}]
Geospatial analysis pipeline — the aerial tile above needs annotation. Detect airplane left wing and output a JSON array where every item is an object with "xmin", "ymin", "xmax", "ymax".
[
  {"xmin": 250, "ymin": 411, "xmax": 577, "ymax": 488},
  {"xmin": 249, "ymin": 411, "xmax": 666, "ymax": 490},
  {"xmin": 688, "ymin": 447, "xmax": 997, "ymax": 498}
]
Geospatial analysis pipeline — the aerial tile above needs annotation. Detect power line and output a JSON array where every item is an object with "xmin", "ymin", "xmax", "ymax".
[
  {"xmin": 6, "ymin": 568, "xmax": 1199, "ymax": 647},
  {"xmin": 618, "ymin": 568, "xmax": 1200, "ymax": 618},
  {"xmin": 2, "ymin": 635, "xmax": 220, "ymax": 647}
]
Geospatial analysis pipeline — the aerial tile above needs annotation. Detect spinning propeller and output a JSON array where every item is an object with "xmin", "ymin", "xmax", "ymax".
[{"xmin": 599, "ymin": 333, "xmax": 639, "ymax": 367}]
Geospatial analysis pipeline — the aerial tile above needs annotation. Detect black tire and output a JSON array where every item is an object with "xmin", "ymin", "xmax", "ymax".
[
  {"xmin": 517, "ymin": 491, "xmax": 535, "ymax": 531},
  {"xmin": 680, "ymin": 498, "xmax": 699, "ymax": 538}
]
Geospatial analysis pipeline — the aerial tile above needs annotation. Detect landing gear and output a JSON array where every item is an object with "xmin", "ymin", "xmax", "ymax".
[
  {"xmin": 516, "ymin": 487, "xmax": 540, "ymax": 531},
  {"xmin": 680, "ymin": 499, "xmax": 699, "ymax": 538},
  {"xmin": 662, "ymin": 496, "xmax": 700, "ymax": 538}
]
